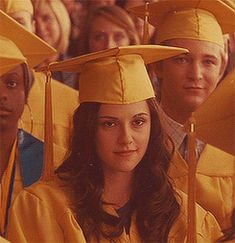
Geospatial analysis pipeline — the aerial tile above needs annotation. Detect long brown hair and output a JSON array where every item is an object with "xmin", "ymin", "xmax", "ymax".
[{"xmin": 57, "ymin": 98, "xmax": 180, "ymax": 242}]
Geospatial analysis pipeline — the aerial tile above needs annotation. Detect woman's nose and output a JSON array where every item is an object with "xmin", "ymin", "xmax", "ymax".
[
  {"xmin": 117, "ymin": 125, "xmax": 133, "ymax": 145},
  {"xmin": 106, "ymin": 36, "xmax": 117, "ymax": 49}
]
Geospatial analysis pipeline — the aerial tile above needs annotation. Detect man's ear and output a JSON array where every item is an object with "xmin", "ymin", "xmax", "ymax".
[
  {"xmin": 155, "ymin": 61, "xmax": 163, "ymax": 79},
  {"xmin": 218, "ymin": 44, "xmax": 229, "ymax": 83}
]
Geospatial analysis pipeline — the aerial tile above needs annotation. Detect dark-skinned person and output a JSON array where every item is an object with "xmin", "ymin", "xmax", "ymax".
[
  {"xmin": 129, "ymin": 0, "xmax": 235, "ymax": 235},
  {"xmin": 0, "ymin": 9, "xmax": 56, "ymax": 238},
  {"xmin": 0, "ymin": 0, "xmax": 80, "ymax": 168},
  {"xmin": 7, "ymin": 45, "xmax": 222, "ymax": 242}
]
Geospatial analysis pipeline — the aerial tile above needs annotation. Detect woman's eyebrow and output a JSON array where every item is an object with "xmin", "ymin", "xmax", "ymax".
[
  {"xmin": 133, "ymin": 112, "xmax": 149, "ymax": 118},
  {"xmin": 98, "ymin": 115, "xmax": 119, "ymax": 120},
  {"xmin": 98, "ymin": 112, "xmax": 149, "ymax": 119}
]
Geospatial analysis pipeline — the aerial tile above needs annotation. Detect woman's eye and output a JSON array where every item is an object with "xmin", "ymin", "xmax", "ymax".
[
  {"xmin": 42, "ymin": 14, "xmax": 52, "ymax": 22},
  {"xmin": 133, "ymin": 119, "xmax": 145, "ymax": 127},
  {"xmin": 102, "ymin": 121, "xmax": 116, "ymax": 127},
  {"xmin": 114, "ymin": 32, "xmax": 125, "ymax": 42},
  {"xmin": 92, "ymin": 32, "xmax": 106, "ymax": 42}
]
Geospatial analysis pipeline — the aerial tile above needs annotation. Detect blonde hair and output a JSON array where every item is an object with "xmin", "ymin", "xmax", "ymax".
[
  {"xmin": 32, "ymin": 0, "xmax": 71, "ymax": 53},
  {"xmin": 0, "ymin": 0, "xmax": 33, "ymax": 15}
]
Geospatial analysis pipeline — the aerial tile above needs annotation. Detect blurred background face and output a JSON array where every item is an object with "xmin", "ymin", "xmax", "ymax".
[
  {"xmin": 10, "ymin": 10, "xmax": 35, "ymax": 32},
  {"xmin": 88, "ymin": 15, "xmax": 130, "ymax": 52},
  {"xmin": 0, "ymin": 65, "xmax": 25, "ymax": 131},
  {"xmin": 34, "ymin": 4, "xmax": 60, "ymax": 48},
  {"xmin": 159, "ymin": 39, "xmax": 225, "ymax": 122}
]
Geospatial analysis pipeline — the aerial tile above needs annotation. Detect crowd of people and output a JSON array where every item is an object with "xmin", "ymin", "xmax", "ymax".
[{"xmin": 0, "ymin": 0, "xmax": 235, "ymax": 242}]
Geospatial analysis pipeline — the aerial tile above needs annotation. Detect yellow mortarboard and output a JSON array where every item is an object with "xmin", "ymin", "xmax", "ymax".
[
  {"xmin": 0, "ymin": 0, "xmax": 33, "ymax": 15},
  {"xmin": 0, "ymin": 10, "xmax": 56, "ymax": 69},
  {"xmin": 0, "ymin": 36, "xmax": 26, "ymax": 75},
  {"xmin": 194, "ymin": 68, "xmax": 235, "ymax": 156},
  {"xmin": 37, "ymin": 44, "xmax": 188, "ymax": 181},
  {"xmin": 41, "ymin": 45, "xmax": 188, "ymax": 104},
  {"xmin": 128, "ymin": 0, "xmax": 235, "ymax": 47}
]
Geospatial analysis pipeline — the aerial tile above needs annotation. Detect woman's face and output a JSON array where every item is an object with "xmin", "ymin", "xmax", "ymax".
[
  {"xmin": 34, "ymin": 4, "xmax": 60, "ymax": 48},
  {"xmin": 96, "ymin": 101, "xmax": 151, "ymax": 176},
  {"xmin": 0, "ymin": 65, "xmax": 25, "ymax": 132},
  {"xmin": 88, "ymin": 15, "xmax": 130, "ymax": 53}
]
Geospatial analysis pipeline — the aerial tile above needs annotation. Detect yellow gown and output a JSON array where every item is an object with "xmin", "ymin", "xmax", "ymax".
[
  {"xmin": 6, "ymin": 178, "xmax": 222, "ymax": 243},
  {"xmin": 0, "ymin": 236, "xmax": 9, "ymax": 243},
  {"xmin": 169, "ymin": 144, "xmax": 235, "ymax": 230},
  {"xmin": 21, "ymin": 72, "xmax": 79, "ymax": 167}
]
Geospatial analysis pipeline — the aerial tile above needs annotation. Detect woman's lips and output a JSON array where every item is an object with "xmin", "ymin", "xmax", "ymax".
[{"xmin": 113, "ymin": 150, "xmax": 137, "ymax": 157}]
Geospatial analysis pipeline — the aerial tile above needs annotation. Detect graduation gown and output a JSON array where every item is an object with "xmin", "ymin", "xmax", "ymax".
[
  {"xmin": 169, "ymin": 144, "xmax": 235, "ymax": 230},
  {"xmin": 6, "ymin": 178, "xmax": 222, "ymax": 243},
  {"xmin": 0, "ymin": 236, "xmax": 9, "ymax": 243},
  {"xmin": 21, "ymin": 72, "xmax": 79, "ymax": 167},
  {"xmin": 1, "ymin": 130, "xmax": 44, "ymax": 236}
]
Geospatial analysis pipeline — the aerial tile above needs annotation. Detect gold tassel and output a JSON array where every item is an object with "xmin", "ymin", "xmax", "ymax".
[
  {"xmin": 186, "ymin": 115, "xmax": 197, "ymax": 243},
  {"xmin": 142, "ymin": 1, "xmax": 150, "ymax": 44},
  {"xmin": 41, "ymin": 69, "xmax": 54, "ymax": 181}
]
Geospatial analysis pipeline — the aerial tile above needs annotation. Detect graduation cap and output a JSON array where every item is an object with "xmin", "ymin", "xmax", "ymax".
[
  {"xmin": 128, "ymin": 0, "xmax": 235, "ymax": 46},
  {"xmin": 0, "ymin": 36, "xmax": 26, "ymax": 75},
  {"xmin": 194, "ymin": 69, "xmax": 235, "ymax": 156},
  {"xmin": 41, "ymin": 45, "xmax": 188, "ymax": 104},
  {"xmin": 0, "ymin": 10, "xmax": 56, "ymax": 68},
  {"xmin": 37, "ymin": 44, "xmax": 188, "ymax": 180}
]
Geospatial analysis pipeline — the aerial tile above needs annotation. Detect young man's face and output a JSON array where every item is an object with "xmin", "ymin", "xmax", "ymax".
[{"xmin": 159, "ymin": 39, "xmax": 225, "ymax": 123}]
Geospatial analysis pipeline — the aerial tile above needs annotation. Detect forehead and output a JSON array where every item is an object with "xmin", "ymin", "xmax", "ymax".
[
  {"xmin": 165, "ymin": 39, "xmax": 223, "ymax": 57},
  {"xmin": 98, "ymin": 100, "xmax": 150, "ymax": 116},
  {"xmin": 90, "ymin": 15, "xmax": 126, "ymax": 32},
  {"xmin": 9, "ymin": 10, "xmax": 32, "ymax": 20},
  {"xmin": 34, "ymin": 3, "xmax": 52, "ymax": 15},
  {"xmin": 1, "ymin": 64, "xmax": 24, "ymax": 79}
]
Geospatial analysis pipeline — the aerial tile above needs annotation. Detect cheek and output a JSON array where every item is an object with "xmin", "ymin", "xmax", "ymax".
[
  {"xmin": 89, "ymin": 40, "xmax": 104, "ymax": 53},
  {"xmin": 161, "ymin": 79, "xmax": 180, "ymax": 97},
  {"xmin": 96, "ymin": 132, "xmax": 114, "ymax": 158},
  {"xmin": 18, "ymin": 93, "xmax": 26, "ymax": 112},
  {"xmin": 118, "ymin": 36, "xmax": 130, "ymax": 46},
  {"xmin": 52, "ymin": 22, "xmax": 60, "ymax": 33},
  {"xmin": 162, "ymin": 63, "xmax": 185, "ymax": 83},
  {"xmin": 11, "ymin": 92, "xmax": 25, "ymax": 120},
  {"xmin": 137, "ymin": 126, "xmax": 151, "ymax": 151},
  {"xmin": 205, "ymin": 73, "xmax": 221, "ymax": 91}
]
